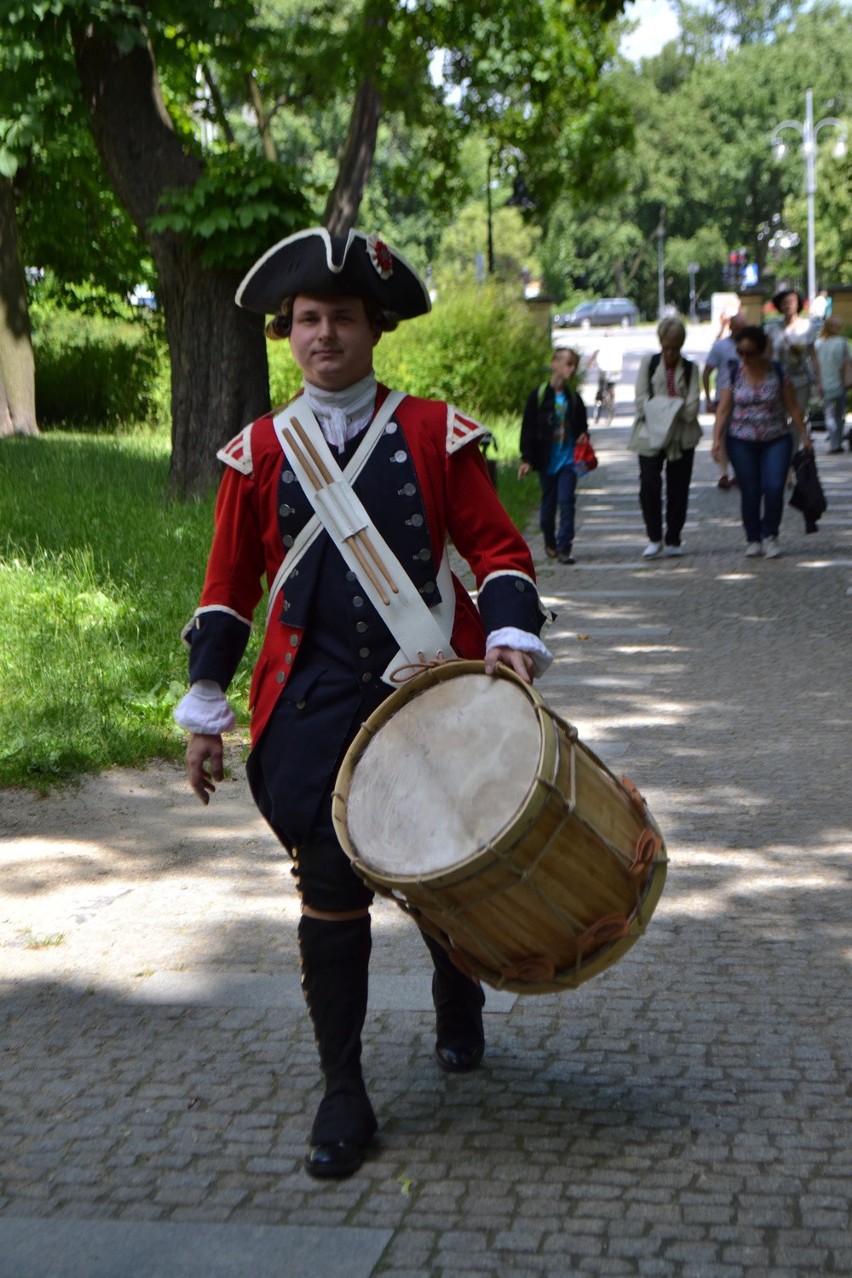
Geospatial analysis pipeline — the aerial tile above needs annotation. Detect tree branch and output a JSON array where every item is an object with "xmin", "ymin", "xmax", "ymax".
[
  {"xmin": 245, "ymin": 73, "xmax": 278, "ymax": 162},
  {"xmin": 323, "ymin": 77, "xmax": 383, "ymax": 235},
  {"xmin": 201, "ymin": 62, "xmax": 236, "ymax": 146}
]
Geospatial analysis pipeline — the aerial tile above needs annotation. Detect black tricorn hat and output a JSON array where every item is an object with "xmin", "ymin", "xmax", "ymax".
[
  {"xmin": 772, "ymin": 282, "xmax": 804, "ymax": 312},
  {"xmin": 235, "ymin": 227, "xmax": 431, "ymax": 319}
]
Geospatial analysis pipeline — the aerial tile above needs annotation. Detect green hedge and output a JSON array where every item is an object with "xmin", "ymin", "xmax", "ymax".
[
  {"xmin": 30, "ymin": 286, "xmax": 553, "ymax": 433},
  {"xmin": 31, "ymin": 306, "xmax": 170, "ymax": 429}
]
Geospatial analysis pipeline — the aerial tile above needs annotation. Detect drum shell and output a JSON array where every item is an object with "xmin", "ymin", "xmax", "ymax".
[{"xmin": 333, "ymin": 662, "xmax": 667, "ymax": 995}]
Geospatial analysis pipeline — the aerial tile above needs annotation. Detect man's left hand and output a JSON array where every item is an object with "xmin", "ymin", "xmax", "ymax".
[{"xmin": 483, "ymin": 647, "xmax": 536, "ymax": 683}]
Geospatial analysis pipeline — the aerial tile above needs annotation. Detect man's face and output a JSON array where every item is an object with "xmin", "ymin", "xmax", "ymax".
[{"xmin": 289, "ymin": 294, "xmax": 380, "ymax": 390}]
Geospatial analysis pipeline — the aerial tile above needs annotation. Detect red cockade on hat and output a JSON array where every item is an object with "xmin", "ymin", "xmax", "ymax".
[{"xmin": 367, "ymin": 234, "xmax": 394, "ymax": 280}]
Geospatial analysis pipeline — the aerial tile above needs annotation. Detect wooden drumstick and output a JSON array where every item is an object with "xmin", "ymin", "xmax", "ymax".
[
  {"xmin": 282, "ymin": 428, "xmax": 323, "ymax": 493},
  {"xmin": 354, "ymin": 528, "xmax": 399, "ymax": 595},
  {"xmin": 347, "ymin": 539, "xmax": 390, "ymax": 606},
  {"xmin": 290, "ymin": 416, "xmax": 335, "ymax": 484},
  {"xmin": 283, "ymin": 426, "xmax": 390, "ymax": 606},
  {"xmin": 289, "ymin": 416, "xmax": 400, "ymax": 596}
]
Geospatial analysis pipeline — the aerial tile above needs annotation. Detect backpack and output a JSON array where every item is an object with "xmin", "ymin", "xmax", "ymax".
[{"xmin": 536, "ymin": 381, "xmax": 580, "ymax": 412}]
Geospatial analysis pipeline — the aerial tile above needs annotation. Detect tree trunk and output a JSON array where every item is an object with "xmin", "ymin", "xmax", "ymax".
[
  {"xmin": 72, "ymin": 22, "xmax": 269, "ymax": 495},
  {"xmin": 0, "ymin": 177, "xmax": 39, "ymax": 438},
  {"xmin": 323, "ymin": 77, "xmax": 383, "ymax": 235},
  {"xmin": 160, "ymin": 261, "xmax": 267, "ymax": 496}
]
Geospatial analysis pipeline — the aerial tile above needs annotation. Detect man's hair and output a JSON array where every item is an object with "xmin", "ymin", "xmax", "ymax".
[
  {"xmin": 552, "ymin": 346, "xmax": 580, "ymax": 364},
  {"xmin": 266, "ymin": 295, "xmax": 401, "ymax": 341}
]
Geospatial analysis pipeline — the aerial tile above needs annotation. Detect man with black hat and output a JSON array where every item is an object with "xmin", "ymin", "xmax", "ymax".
[{"xmin": 174, "ymin": 227, "xmax": 552, "ymax": 1179}]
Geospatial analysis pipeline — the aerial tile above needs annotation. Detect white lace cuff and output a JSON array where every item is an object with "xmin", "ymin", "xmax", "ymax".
[
  {"xmin": 173, "ymin": 680, "xmax": 237, "ymax": 734},
  {"xmin": 485, "ymin": 627, "xmax": 553, "ymax": 677}
]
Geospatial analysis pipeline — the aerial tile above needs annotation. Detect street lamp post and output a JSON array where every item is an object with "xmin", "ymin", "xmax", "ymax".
[
  {"xmin": 486, "ymin": 151, "xmax": 495, "ymax": 276},
  {"xmin": 770, "ymin": 89, "xmax": 848, "ymax": 302},
  {"xmin": 656, "ymin": 218, "xmax": 665, "ymax": 319},
  {"xmin": 688, "ymin": 261, "xmax": 699, "ymax": 323}
]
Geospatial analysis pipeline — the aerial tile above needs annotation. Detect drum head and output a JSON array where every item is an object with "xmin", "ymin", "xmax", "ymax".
[{"xmin": 345, "ymin": 672, "xmax": 542, "ymax": 877}]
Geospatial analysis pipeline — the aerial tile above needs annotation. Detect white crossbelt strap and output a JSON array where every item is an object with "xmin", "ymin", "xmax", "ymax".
[{"xmin": 268, "ymin": 394, "xmax": 456, "ymax": 684}]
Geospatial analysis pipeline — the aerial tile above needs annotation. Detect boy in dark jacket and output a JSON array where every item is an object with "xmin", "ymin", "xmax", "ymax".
[{"xmin": 518, "ymin": 347, "xmax": 590, "ymax": 564}]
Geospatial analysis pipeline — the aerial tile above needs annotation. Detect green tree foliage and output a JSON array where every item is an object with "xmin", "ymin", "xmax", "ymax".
[
  {"xmin": 0, "ymin": 0, "xmax": 630, "ymax": 489},
  {"xmin": 543, "ymin": 0, "xmax": 852, "ymax": 314}
]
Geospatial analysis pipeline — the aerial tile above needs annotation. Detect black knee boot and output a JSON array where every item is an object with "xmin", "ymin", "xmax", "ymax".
[
  {"xmin": 298, "ymin": 914, "xmax": 377, "ymax": 1177},
  {"xmin": 420, "ymin": 929, "xmax": 485, "ymax": 1072}
]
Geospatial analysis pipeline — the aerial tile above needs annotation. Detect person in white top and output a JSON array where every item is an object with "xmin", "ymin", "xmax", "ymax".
[{"xmin": 769, "ymin": 285, "xmax": 822, "ymax": 439}]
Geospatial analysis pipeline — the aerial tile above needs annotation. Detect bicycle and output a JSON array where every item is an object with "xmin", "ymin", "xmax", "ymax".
[{"xmin": 594, "ymin": 377, "xmax": 616, "ymax": 427}]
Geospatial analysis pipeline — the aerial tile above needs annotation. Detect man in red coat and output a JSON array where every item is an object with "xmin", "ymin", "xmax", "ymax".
[{"xmin": 175, "ymin": 227, "xmax": 552, "ymax": 1178}]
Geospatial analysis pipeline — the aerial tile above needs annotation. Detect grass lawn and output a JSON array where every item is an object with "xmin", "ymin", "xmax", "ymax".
[{"xmin": 1, "ymin": 418, "xmax": 536, "ymax": 790}]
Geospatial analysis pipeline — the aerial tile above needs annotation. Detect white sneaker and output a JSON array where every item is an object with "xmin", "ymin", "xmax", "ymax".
[
  {"xmin": 764, "ymin": 536, "xmax": 781, "ymax": 558},
  {"xmin": 642, "ymin": 541, "xmax": 663, "ymax": 559},
  {"xmin": 664, "ymin": 545, "xmax": 683, "ymax": 557},
  {"xmin": 744, "ymin": 541, "xmax": 763, "ymax": 557}
]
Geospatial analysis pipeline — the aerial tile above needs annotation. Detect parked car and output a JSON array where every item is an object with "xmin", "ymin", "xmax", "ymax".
[
  {"xmin": 554, "ymin": 298, "xmax": 639, "ymax": 328},
  {"xmin": 553, "ymin": 301, "xmax": 597, "ymax": 327}
]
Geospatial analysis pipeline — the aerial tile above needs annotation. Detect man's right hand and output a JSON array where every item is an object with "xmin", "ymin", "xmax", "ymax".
[
  {"xmin": 186, "ymin": 733, "xmax": 225, "ymax": 805},
  {"xmin": 517, "ymin": 461, "xmax": 532, "ymax": 479}
]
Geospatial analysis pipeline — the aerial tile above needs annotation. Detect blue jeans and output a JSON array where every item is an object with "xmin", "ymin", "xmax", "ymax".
[
  {"xmin": 726, "ymin": 433, "xmax": 793, "ymax": 543},
  {"xmin": 539, "ymin": 463, "xmax": 577, "ymax": 553}
]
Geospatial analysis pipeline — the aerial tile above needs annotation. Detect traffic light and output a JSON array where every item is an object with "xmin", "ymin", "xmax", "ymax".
[
  {"xmin": 723, "ymin": 248, "xmax": 748, "ymax": 288},
  {"xmin": 724, "ymin": 252, "xmax": 738, "ymax": 286}
]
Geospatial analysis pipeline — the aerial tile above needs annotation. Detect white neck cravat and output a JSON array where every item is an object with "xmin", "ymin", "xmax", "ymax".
[{"xmin": 302, "ymin": 373, "xmax": 378, "ymax": 453}]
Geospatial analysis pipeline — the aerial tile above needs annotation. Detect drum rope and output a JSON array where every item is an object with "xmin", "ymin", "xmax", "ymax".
[{"xmin": 388, "ymin": 654, "xmax": 450, "ymax": 683}]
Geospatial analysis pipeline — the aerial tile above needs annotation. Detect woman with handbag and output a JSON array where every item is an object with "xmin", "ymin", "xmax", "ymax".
[
  {"xmin": 815, "ymin": 316, "xmax": 852, "ymax": 453},
  {"xmin": 628, "ymin": 317, "xmax": 701, "ymax": 559},
  {"xmin": 711, "ymin": 325, "xmax": 811, "ymax": 558}
]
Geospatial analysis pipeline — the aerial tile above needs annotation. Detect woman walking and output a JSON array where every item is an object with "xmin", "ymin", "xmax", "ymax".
[
  {"xmin": 712, "ymin": 325, "xmax": 812, "ymax": 558},
  {"xmin": 629, "ymin": 317, "xmax": 701, "ymax": 558},
  {"xmin": 769, "ymin": 284, "xmax": 822, "ymax": 440}
]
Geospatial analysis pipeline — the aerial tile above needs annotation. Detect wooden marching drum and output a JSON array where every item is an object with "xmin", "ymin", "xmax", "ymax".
[{"xmin": 332, "ymin": 662, "xmax": 667, "ymax": 995}]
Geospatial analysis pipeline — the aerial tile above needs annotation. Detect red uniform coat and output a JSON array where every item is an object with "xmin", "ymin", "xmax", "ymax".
[{"xmin": 185, "ymin": 385, "xmax": 543, "ymax": 748}]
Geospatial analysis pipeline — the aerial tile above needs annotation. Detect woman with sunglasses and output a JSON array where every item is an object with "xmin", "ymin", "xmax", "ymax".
[{"xmin": 712, "ymin": 325, "xmax": 811, "ymax": 558}]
